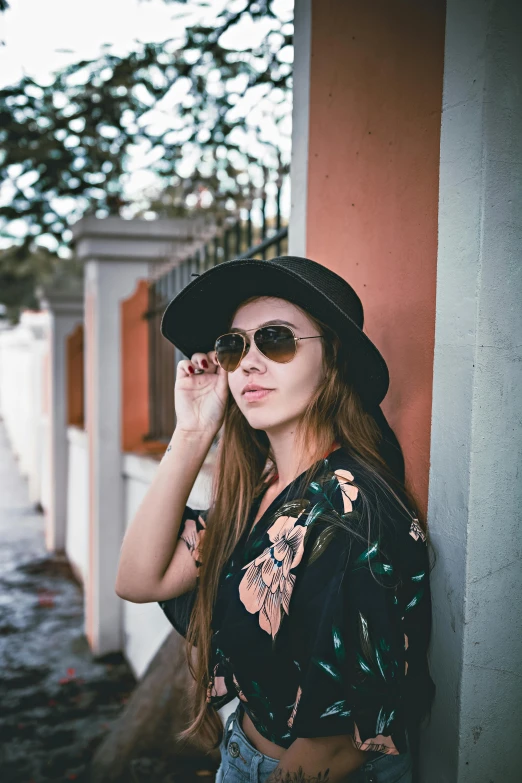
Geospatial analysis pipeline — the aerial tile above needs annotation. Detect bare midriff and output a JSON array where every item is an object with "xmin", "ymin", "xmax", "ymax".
[{"xmin": 240, "ymin": 708, "xmax": 286, "ymax": 760}]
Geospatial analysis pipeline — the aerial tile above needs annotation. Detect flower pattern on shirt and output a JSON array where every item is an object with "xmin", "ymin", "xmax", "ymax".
[
  {"xmin": 287, "ymin": 685, "xmax": 302, "ymax": 728},
  {"xmin": 408, "ymin": 517, "xmax": 425, "ymax": 542},
  {"xmin": 239, "ymin": 510, "xmax": 307, "ymax": 639},
  {"xmin": 180, "ymin": 514, "xmax": 207, "ymax": 565},
  {"xmin": 206, "ymin": 662, "xmax": 228, "ymax": 702},
  {"xmin": 159, "ymin": 447, "xmax": 435, "ymax": 757},
  {"xmin": 354, "ymin": 722, "xmax": 399, "ymax": 755},
  {"xmin": 334, "ymin": 468, "xmax": 359, "ymax": 513},
  {"xmin": 233, "ymin": 673, "xmax": 248, "ymax": 702}
]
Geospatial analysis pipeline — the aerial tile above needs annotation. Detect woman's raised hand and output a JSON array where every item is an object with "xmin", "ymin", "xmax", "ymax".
[{"xmin": 174, "ymin": 350, "xmax": 229, "ymax": 436}]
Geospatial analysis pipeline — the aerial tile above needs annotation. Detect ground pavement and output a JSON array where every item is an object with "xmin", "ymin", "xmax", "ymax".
[{"xmin": 0, "ymin": 418, "xmax": 215, "ymax": 783}]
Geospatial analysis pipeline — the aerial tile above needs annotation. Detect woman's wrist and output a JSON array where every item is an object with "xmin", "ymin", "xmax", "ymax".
[{"xmin": 161, "ymin": 425, "xmax": 215, "ymax": 459}]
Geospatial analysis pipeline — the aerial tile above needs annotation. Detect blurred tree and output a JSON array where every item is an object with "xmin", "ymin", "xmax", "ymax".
[
  {"xmin": 0, "ymin": 244, "xmax": 63, "ymax": 323},
  {"xmin": 0, "ymin": 0, "xmax": 293, "ymax": 254}
]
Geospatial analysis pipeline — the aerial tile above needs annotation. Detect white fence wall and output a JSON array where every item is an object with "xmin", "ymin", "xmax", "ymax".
[
  {"xmin": 40, "ymin": 415, "xmax": 51, "ymax": 516},
  {"xmin": 66, "ymin": 425, "xmax": 89, "ymax": 585},
  {"xmin": 0, "ymin": 312, "xmax": 49, "ymax": 506},
  {"xmin": 121, "ymin": 448, "xmax": 217, "ymax": 680}
]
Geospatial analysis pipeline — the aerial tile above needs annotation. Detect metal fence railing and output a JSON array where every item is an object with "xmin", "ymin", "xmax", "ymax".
[{"xmin": 144, "ymin": 209, "xmax": 289, "ymax": 444}]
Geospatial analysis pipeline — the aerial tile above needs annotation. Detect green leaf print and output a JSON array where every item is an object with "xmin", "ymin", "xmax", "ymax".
[
  {"xmin": 308, "ymin": 525, "xmax": 338, "ymax": 565},
  {"xmin": 356, "ymin": 653, "xmax": 374, "ymax": 675},
  {"xmin": 378, "ymin": 637, "xmax": 391, "ymax": 654},
  {"xmin": 275, "ymin": 498, "xmax": 311, "ymax": 519},
  {"xmin": 354, "ymin": 541, "xmax": 379, "ymax": 565},
  {"xmin": 305, "ymin": 499, "xmax": 332, "ymax": 528},
  {"xmin": 312, "ymin": 657, "xmax": 342, "ymax": 681},
  {"xmin": 374, "ymin": 645, "xmax": 387, "ymax": 680},
  {"xmin": 405, "ymin": 587, "xmax": 424, "ymax": 611},
  {"xmin": 357, "ymin": 612, "xmax": 376, "ymax": 674},
  {"xmin": 321, "ymin": 474, "xmax": 342, "ymax": 501},
  {"xmin": 308, "ymin": 481, "xmax": 326, "ymax": 496},
  {"xmin": 320, "ymin": 700, "xmax": 352, "ymax": 718},
  {"xmin": 249, "ymin": 680, "xmax": 275, "ymax": 721},
  {"xmin": 332, "ymin": 624, "xmax": 346, "ymax": 663},
  {"xmin": 371, "ymin": 561, "xmax": 394, "ymax": 575},
  {"xmin": 375, "ymin": 706, "xmax": 395, "ymax": 734}
]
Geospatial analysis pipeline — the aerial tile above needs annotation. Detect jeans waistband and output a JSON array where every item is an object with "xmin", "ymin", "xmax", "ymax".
[{"xmin": 222, "ymin": 702, "xmax": 282, "ymax": 770}]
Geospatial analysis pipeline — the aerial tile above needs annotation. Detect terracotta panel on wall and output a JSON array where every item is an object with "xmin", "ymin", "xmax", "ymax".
[
  {"xmin": 306, "ymin": 0, "xmax": 445, "ymax": 513},
  {"xmin": 66, "ymin": 324, "xmax": 84, "ymax": 428},
  {"xmin": 121, "ymin": 279, "xmax": 150, "ymax": 453}
]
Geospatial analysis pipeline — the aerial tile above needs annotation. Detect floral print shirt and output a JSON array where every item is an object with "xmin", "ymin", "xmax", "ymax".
[{"xmin": 158, "ymin": 445, "xmax": 435, "ymax": 755}]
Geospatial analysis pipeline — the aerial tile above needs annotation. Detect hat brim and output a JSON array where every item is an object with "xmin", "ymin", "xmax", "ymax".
[{"xmin": 160, "ymin": 258, "xmax": 389, "ymax": 407}]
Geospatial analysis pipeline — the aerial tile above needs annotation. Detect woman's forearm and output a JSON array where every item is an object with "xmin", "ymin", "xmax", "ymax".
[
  {"xmin": 115, "ymin": 426, "xmax": 215, "ymax": 599},
  {"xmin": 265, "ymin": 735, "xmax": 367, "ymax": 782}
]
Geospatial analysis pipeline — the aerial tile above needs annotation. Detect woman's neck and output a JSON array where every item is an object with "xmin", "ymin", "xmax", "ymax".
[{"xmin": 267, "ymin": 435, "xmax": 339, "ymax": 489}]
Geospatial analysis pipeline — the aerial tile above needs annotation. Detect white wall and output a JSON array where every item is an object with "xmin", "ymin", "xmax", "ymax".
[
  {"xmin": 121, "ymin": 448, "xmax": 217, "ymax": 679},
  {"xmin": 66, "ymin": 425, "xmax": 89, "ymax": 585},
  {"xmin": 0, "ymin": 312, "xmax": 49, "ymax": 505},
  {"xmin": 29, "ymin": 335, "xmax": 48, "ymax": 505},
  {"xmin": 425, "ymin": 1, "xmax": 522, "ymax": 781},
  {"xmin": 40, "ymin": 414, "xmax": 51, "ymax": 515}
]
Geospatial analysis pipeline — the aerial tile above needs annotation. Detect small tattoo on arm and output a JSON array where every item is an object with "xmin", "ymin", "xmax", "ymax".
[
  {"xmin": 265, "ymin": 767, "xmax": 330, "ymax": 783},
  {"xmin": 161, "ymin": 444, "xmax": 172, "ymax": 463}
]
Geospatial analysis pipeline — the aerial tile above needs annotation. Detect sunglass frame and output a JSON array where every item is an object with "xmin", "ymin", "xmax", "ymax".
[{"xmin": 213, "ymin": 324, "xmax": 323, "ymax": 372}]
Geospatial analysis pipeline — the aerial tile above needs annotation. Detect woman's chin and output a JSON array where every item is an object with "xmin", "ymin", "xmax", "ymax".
[
  {"xmin": 245, "ymin": 414, "xmax": 275, "ymax": 430},
  {"xmin": 245, "ymin": 411, "xmax": 292, "ymax": 433}
]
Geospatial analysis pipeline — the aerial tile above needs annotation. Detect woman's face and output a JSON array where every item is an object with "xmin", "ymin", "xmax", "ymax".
[{"xmin": 225, "ymin": 297, "xmax": 326, "ymax": 435}]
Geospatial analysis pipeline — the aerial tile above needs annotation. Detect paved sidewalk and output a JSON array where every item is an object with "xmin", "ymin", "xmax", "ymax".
[
  {"xmin": 0, "ymin": 418, "xmax": 138, "ymax": 782},
  {"xmin": 0, "ymin": 419, "xmax": 220, "ymax": 783}
]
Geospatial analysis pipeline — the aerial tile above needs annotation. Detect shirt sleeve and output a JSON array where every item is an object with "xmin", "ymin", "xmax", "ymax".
[
  {"xmin": 157, "ymin": 505, "xmax": 208, "ymax": 640},
  {"xmin": 288, "ymin": 466, "xmax": 432, "ymax": 756}
]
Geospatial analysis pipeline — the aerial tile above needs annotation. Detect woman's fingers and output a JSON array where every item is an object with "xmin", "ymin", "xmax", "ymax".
[
  {"xmin": 177, "ymin": 352, "xmax": 219, "ymax": 377},
  {"xmin": 190, "ymin": 351, "xmax": 218, "ymax": 373},
  {"xmin": 177, "ymin": 359, "xmax": 196, "ymax": 377}
]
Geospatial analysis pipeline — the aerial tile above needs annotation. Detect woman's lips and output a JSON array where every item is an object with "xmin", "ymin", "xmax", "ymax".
[{"xmin": 243, "ymin": 389, "xmax": 273, "ymax": 401}]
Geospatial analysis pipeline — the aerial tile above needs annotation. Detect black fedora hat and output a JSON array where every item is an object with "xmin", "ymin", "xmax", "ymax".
[{"xmin": 160, "ymin": 255, "xmax": 389, "ymax": 408}]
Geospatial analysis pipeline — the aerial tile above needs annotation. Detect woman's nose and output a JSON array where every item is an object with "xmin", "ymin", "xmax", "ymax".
[{"xmin": 240, "ymin": 337, "xmax": 263, "ymax": 368}]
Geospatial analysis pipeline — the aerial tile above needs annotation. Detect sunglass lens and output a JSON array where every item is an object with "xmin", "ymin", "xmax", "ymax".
[
  {"xmin": 215, "ymin": 333, "xmax": 245, "ymax": 371},
  {"xmin": 255, "ymin": 326, "xmax": 296, "ymax": 362}
]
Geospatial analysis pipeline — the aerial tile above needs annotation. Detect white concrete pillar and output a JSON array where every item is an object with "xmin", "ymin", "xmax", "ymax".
[
  {"xmin": 38, "ymin": 284, "xmax": 84, "ymax": 553},
  {"xmin": 73, "ymin": 216, "xmax": 212, "ymax": 657},
  {"xmin": 425, "ymin": 1, "xmax": 522, "ymax": 781},
  {"xmin": 19, "ymin": 310, "xmax": 50, "ymax": 506},
  {"xmin": 288, "ymin": 0, "xmax": 311, "ymax": 257}
]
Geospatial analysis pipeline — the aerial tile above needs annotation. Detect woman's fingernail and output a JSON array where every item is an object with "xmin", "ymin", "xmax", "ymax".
[
  {"xmin": 188, "ymin": 366, "xmax": 194, "ymax": 374},
  {"xmin": 202, "ymin": 360, "xmax": 208, "ymax": 368}
]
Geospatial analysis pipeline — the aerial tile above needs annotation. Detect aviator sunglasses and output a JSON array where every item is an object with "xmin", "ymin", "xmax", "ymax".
[{"xmin": 213, "ymin": 324, "xmax": 324, "ymax": 373}]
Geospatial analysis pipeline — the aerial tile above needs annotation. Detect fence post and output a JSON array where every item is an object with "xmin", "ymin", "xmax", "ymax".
[
  {"xmin": 73, "ymin": 215, "xmax": 211, "ymax": 657},
  {"xmin": 38, "ymin": 279, "xmax": 84, "ymax": 555}
]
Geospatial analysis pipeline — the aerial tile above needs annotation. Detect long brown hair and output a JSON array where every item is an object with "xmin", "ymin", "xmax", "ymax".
[{"xmin": 176, "ymin": 296, "xmax": 434, "ymax": 749}]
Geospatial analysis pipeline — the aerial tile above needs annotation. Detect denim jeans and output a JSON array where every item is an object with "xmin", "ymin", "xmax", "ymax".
[{"xmin": 215, "ymin": 702, "xmax": 413, "ymax": 783}]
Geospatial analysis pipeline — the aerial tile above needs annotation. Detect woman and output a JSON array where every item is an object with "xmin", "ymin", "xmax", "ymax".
[{"xmin": 115, "ymin": 255, "xmax": 436, "ymax": 783}]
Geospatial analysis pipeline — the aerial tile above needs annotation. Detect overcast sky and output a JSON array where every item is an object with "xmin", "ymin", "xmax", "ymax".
[{"xmin": 0, "ymin": 0, "xmax": 224, "ymax": 87}]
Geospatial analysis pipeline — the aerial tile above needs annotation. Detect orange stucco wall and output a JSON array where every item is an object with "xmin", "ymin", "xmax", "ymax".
[
  {"xmin": 121, "ymin": 280, "xmax": 150, "ymax": 453},
  {"xmin": 66, "ymin": 324, "xmax": 84, "ymax": 428},
  {"xmin": 306, "ymin": 0, "xmax": 445, "ymax": 513}
]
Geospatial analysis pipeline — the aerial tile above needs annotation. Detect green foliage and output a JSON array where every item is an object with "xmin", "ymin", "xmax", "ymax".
[
  {"xmin": 0, "ymin": 0, "xmax": 293, "ymax": 249},
  {"xmin": 0, "ymin": 244, "xmax": 61, "ymax": 322}
]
